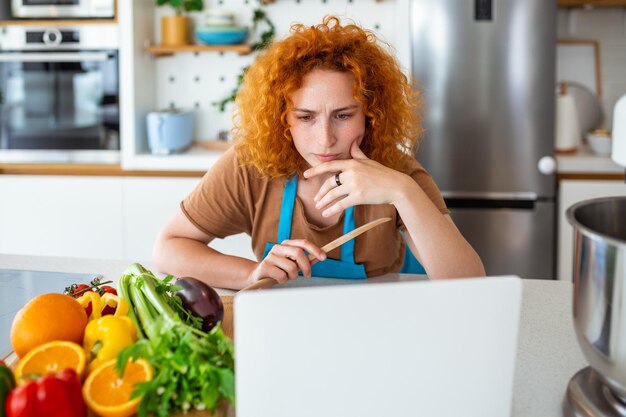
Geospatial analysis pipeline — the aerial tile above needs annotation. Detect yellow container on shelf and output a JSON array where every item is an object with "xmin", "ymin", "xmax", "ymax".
[{"xmin": 161, "ymin": 15, "xmax": 189, "ymax": 46}]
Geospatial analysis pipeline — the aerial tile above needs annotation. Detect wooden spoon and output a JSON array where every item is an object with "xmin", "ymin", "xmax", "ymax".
[{"xmin": 242, "ymin": 217, "xmax": 392, "ymax": 291}]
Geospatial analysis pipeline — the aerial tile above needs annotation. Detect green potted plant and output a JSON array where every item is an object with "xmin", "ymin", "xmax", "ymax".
[{"xmin": 157, "ymin": 0, "xmax": 204, "ymax": 46}]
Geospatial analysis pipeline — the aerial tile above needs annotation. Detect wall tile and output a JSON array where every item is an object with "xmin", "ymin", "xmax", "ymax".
[
  {"xmin": 570, "ymin": 8, "xmax": 625, "ymax": 37},
  {"xmin": 561, "ymin": 7, "xmax": 626, "ymax": 133}
]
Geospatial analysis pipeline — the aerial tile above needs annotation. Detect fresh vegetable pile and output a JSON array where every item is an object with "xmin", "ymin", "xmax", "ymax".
[
  {"xmin": 117, "ymin": 263, "xmax": 234, "ymax": 417},
  {"xmin": 3, "ymin": 263, "xmax": 233, "ymax": 417}
]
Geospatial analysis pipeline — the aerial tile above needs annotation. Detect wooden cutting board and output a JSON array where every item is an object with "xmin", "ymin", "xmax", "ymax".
[{"xmin": 220, "ymin": 295, "xmax": 234, "ymax": 339}]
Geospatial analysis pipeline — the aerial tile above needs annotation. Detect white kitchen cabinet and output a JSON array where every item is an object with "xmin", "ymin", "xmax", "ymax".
[
  {"xmin": 0, "ymin": 175, "xmax": 255, "ymax": 262},
  {"xmin": 0, "ymin": 176, "xmax": 125, "ymax": 259},
  {"xmin": 122, "ymin": 177, "xmax": 255, "ymax": 261},
  {"xmin": 122, "ymin": 177, "xmax": 198, "ymax": 261},
  {"xmin": 557, "ymin": 179, "xmax": 626, "ymax": 280}
]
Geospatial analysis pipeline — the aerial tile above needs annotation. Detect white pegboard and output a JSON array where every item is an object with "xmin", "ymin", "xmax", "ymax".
[{"xmin": 152, "ymin": 0, "xmax": 403, "ymax": 142}]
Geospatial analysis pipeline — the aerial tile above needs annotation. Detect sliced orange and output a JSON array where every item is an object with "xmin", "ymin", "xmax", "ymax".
[
  {"xmin": 83, "ymin": 358, "xmax": 152, "ymax": 417},
  {"xmin": 15, "ymin": 340, "xmax": 86, "ymax": 383}
]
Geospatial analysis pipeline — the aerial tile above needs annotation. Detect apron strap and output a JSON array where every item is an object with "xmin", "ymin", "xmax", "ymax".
[
  {"xmin": 342, "ymin": 206, "xmax": 356, "ymax": 263},
  {"xmin": 277, "ymin": 175, "xmax": 298, "ymax": 243},
  {"xmin": 278, "ymin": 175, "xmax": 357, "ymax": 264}
]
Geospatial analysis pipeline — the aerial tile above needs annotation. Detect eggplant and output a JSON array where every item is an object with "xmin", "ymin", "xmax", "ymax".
[{"xmin": 175, "ymin": 277, "xmax": 224, "ymax": 332}]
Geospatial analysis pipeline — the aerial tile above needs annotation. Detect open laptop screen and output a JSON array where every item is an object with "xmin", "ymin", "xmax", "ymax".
[{"xmin": 234, "ymin": 277, "xmax": 522, "ymax": 417}]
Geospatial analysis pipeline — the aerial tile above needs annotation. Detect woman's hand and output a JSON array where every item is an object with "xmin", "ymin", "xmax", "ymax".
[
  {"xmin": 303, "ymin": 141, "xmax": 411, "ymax": 218},
  {"xmin": 248, "ymin": 239, "xmax": 327, "ymax": 284}
]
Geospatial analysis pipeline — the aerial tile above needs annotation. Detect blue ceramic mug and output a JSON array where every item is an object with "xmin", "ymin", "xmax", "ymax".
[{"xmin": 146, "ymin": 109, "xmax": 194, "ymax": 155}]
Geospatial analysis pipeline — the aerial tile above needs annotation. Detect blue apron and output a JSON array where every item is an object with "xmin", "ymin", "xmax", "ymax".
[
  {"xmin": 401, "ymin": 235, "xmax": 427, "ymax": 274},
  {"xmin": 262, "ymin": 175, "xmax": 426, "ymax": 278}
]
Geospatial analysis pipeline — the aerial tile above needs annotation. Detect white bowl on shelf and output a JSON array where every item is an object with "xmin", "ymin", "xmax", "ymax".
[
  {"xmin": 586, "ymin": 131, "xmax": 612, "ymax": 157},
  {"xmin": 204, "ymin": 9, "xmax": 235, "ymax": 26}
]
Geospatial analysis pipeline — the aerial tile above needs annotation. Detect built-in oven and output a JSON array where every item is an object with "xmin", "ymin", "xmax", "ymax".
[
  {"xmin": 11, "ymin": 0, "xmax": 115, "ymax": 19},
  {"xmin": 0, "ymin": 25, "xmax": 119, "ymax": 163}
]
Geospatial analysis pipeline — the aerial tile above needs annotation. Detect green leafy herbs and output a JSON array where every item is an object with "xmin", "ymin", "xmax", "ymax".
[
  {"xmin": 118, "ymin": 319, "xmax": 234, "ymax": 416},
  {"xmin": 154, "ymin": 274, "xmax": 204, "ymax": 331},
  {"xmin": 116, "ymin": 263, "xmax": 234, "ymax": 416}
]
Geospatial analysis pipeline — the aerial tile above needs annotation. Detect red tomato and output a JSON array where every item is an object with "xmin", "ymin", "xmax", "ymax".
[
  {"xmin": 100, "ymin": 286, "xmax": 117, "ymax": 295},
  {"xmin": 70, "ymin": 284, "xmax": 91, "ymax": 296}
]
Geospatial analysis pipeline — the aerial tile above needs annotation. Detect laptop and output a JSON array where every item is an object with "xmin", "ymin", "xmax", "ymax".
[{"xmin": 234, "ymin": 276, "xmax": 522, "ymax": 417}]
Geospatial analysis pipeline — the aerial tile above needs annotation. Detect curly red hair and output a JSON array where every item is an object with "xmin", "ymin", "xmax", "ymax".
[{"xmin": 233, "ymin": 16, "xmax": 422, "ymax": 177}]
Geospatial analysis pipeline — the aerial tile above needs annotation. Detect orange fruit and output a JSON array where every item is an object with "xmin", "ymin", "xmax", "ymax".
[
  {"xmin": 83, "ymin": 358, "xmax": 152, "ymax": 417},
  {"xmin": 15, "ymin": 340, "xmax": 86, "ymax": 383},
  {"xmin": 11, "ymin": 293, "xmax": 88, "ymax": 358}
]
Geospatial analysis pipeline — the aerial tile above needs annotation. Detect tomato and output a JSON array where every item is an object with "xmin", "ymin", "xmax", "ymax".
[
  {"xmin": 100, "ymin": 286, "xmax": 117, "ymax": 296},
  {"xmin": 70, "ymin": 284, "xmax": 91, "ymax": 295}
]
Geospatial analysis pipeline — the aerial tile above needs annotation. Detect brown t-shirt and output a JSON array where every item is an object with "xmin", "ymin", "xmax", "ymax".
[{"xmin": 181, "ymin": 148, "xmax": 449, "ymax": 277}]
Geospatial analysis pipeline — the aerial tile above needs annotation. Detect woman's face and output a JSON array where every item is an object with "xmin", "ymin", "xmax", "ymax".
[{"xmin": 287, "ymin": 69, "xmax": 366, "ymax": 168}]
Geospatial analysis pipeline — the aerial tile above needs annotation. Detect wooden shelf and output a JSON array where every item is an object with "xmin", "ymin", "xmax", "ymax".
[
  {"xmin": 194, "ymin": 140, "xmax": 232, "ymax": 152},
  {"xmin": 146, "ymin": 44, "xmax": 252, "ymax": 57},
  {"xmin": 0, "ymin": 18, "xmax": 117, "ymax": 26},
  {"xmin": 0, "ymin": 162, "xmax": 206, "ymax": 177}
]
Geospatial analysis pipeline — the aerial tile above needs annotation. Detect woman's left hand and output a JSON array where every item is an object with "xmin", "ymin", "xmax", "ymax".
[{"xmin": 303, "ymin": 141, "xmax": 410, "ymax": 217}]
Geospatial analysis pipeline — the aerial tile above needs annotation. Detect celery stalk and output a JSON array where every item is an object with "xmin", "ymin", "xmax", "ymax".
[
  {"xmin": 117, "ymin": 274, "xmax": 145, "ymax": 339},
  {"xmin": 129, "ymin": 281, "xmax": 159, "ymax": 340}
]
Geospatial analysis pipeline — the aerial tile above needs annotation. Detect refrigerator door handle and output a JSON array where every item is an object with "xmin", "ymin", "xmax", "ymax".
[
  {"xmin": 442, "ymin": 192, "xmax": 539, "ymax": 210},
  {"xmin": 442, "ymin": 191, "xmax": 538, "ymax": 200}
]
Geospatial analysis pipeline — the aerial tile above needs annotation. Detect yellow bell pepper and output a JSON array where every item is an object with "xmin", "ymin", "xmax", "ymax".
[
  {"xmin": 77, "ymin": 291, "xmax": 129, "ymax": 320},
  {"xmin": 83, "ymin": 315, "xmax": 137, "ymax": 374}
]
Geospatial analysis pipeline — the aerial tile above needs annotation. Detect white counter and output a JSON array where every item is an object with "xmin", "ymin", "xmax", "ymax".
[
  {"xmin": 130, "ymin": 145, "xmax": 623, "ymax": 175},
  {"xmin": 556, "ymin": 145, "xmax": 623, "ymax": 174},
  {"xmin": 129, "ymin": 145, "xmax": 624, "ymax": 174},
  {"xmin": 0, "ymin": 254, "xmax": 587, "ymax": 417}
]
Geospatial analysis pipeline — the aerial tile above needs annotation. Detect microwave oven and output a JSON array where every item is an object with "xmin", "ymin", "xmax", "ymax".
[{"xmin": 11, "ymin": 0, "xmax": 115, "ymax": 19}]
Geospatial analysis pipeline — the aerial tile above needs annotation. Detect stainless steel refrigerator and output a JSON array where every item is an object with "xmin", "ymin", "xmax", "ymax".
[{"xmin": 410, "ymin": 0, "xmax": 557, "ymax": 279}]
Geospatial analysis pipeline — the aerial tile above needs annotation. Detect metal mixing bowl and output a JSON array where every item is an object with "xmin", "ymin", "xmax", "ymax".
[{"xmin": 567, "ymin": 196, "xmax": 626, "ymax": 401}]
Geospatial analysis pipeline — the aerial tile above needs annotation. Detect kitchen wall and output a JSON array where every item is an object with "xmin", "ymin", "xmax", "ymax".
[
  {"xmin": 558, "ymin": 8, "xmax": 626, "ymax": 129},
  {"xmin": 152, "ymin": 0, "xmax": 404, "ymax": 142}
]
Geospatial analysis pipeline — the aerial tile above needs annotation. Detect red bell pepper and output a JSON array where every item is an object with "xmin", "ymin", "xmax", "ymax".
[{"xmin": 5, "ymin": 369, "xmax": 86, "ymax": 417}]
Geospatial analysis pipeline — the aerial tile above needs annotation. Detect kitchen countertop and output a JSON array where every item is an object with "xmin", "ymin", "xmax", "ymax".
[
  {"xmin": 0, "ymin": 253, "xmax": 587, "ymax": 417},
  {"xmin": 1, "ymin": 143, "xmax": 623, "ymax": 179},
  {"xmin": 556, "ymin": 145, "xmax": 623, "ymax": 175}
]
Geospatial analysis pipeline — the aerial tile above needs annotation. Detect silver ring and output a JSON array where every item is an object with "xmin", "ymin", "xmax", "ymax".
[{"xmin": 335, "ymin": 172, "xmax": 342, "ymax": 187}]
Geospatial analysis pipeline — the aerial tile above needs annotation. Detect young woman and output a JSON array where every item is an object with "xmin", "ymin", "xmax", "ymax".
[{"xmin": 152, "ymin": 17, "xmax": 485, "ymax": 290}]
